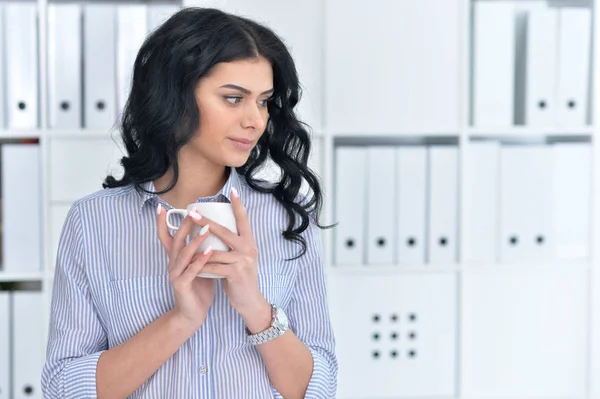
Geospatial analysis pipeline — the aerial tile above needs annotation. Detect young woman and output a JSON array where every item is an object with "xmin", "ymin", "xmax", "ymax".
[{"xmin": 42, "ymin": 7, "xmax": 337, "ymax": 399}]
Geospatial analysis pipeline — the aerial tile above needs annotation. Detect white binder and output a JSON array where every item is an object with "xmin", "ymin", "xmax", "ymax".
[
  {"xmin": 465, "ymin": 141, "xmax": 500, "ymax": 263},
  {"xmin": 117, "ymin": 5, "xmax": 148, "ymax": 113},
  {"xmin": 48, "ymin": 4, "xmax": 82, "ymax": 129},
  {"xmin": 427, "ymin": 146, "xmax": 458, "ymax": 264},
  {"xmin": 500, "ymin": 145, "xmax": 554, "ymax": 262},
  {"xmin": 366, "ymin": 147, "xmax": 395, "ymax": 265},
  {"xmin": 557, "ymin": 8, "xmax": 592, "ymax": 127},
  {"xmin": 147, "ymin": 4, "xmax": 180, "ymax": 33},
  {"xmin": 83, "ymin": 4, "xmax": 117, "ymax": 129},
  {"xmin": 0, "ymin": 292, "xmax": 9, "ymax": 399},
  {"xmin": 525, "ymin": 7, "xmax": 558, "ymax": 127},
  {"xmin": 4, "ymin": 3, "xmax": 38, "ymax": 129},
  {"xmin": 334, "ymin": 147, "xmax": 366, "ymax": 265},
  {"xmin": 472, "ymin": 1, "xmax": 515, "ymax": 126},
  {"xmin": 12, "ymin": 291, "xmax": 44, "ymax": 399},
  {"xmin": 1, "ymin": 144, "xmax": 41, "ymax": 272},
  {"xmin": 552, "ymin": 143, "xmax": 591, "ymax": 260},
  {"xmin": 396, "ymin": 146, "xmax": 427, "ymax": 265},
  {"xmin": 0, "ymin": 6, "xmax": 5, "ymax": 129}
]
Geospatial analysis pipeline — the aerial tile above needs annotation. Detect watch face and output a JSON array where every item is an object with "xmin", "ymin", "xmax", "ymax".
[{"xmin": 274, "ymin": 306, "xmax": 289, "ymax": 330}]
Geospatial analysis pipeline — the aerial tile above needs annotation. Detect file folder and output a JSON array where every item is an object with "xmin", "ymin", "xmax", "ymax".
[
  {"xmin": 557, "ymin": 8, "xmax": 592, "ymax": 126},
  {"xmin": 117, "ymin": 5, "xmax": 148, "ymax": 113},
  {"xmin": 427, "ymin": 146, "xmax": 458, "ymax": 263},
  {"xmin": 525, "ymin": 7, "xmax": 558, "ymax": 127},
  {"xmin": 48, "ymin": 4, "xmax": 82, "ymax": 129},
  {"xmin": 12, "ymin": 291, "xmax": 44, "ymax": 399},
  {"xmin": 83, "ymin": 4, "xmax": 117, "ymax": 129},
  {"xmin": 366, "ymin": 147, "xmax": 395, "ymax": 265},
  {"xmin": 4, "ymin": 3, "xmax": 39, "ymax": 129},
  {"xmin": 1, "ymin": 144, "xmax": 41, "ymax": 272},
  {"xmin": 334, "ymin": 147, "xmax": 366, "ymax": 265},
  {"xmin": 396, "ymin": 146, "xmax": 427, "ymax": 265},
  {"xmin": 465, "ymin": 141, "xmax": 500, "ymax": 263},
  {"xmin": 552, "ymin": 143, "xmax": 591, "ymax": 260},
  {"xmin": 0, "ymin": 291, "xmax": 9, "ymax": 399},
  {"xmin": 472, "ymin": 1, "xmax": 515, "ymax": 126}
]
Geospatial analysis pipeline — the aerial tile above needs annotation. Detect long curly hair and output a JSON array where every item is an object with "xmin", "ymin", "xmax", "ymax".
[{"xmin": 103, "ymin": 7, "xmax": 328, "ymax": 259}]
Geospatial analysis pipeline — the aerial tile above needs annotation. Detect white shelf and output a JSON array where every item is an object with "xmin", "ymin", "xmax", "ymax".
[
  {"xmin": 0, "ymin": 130, "xmax": 41, "ymax": 140},
  {"xmin": 467, "ymin": 126, "xmax": 595, "ymax": 137},
  {"xmin": 461, "ymin": 260, "xmax": 592, "ymax": 272},
  {"xmin": 0, "ymin": 271, "xmax": 44, "ymax": 282},
  {"xmin": 45, "ymin": 129, "xmax": 116, "ymax": 139},
  {"xmin": 328, "ymin": 264, "xmax": 460, "ymax": 274},
  {"xmin": 329, "ymin": 129, "xmax": 460, "ymax": 138}
]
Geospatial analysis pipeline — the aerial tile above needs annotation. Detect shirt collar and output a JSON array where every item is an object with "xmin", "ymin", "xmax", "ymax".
[{"xmin": 136, "ymin": 167, "xmax": 242, "ymax": 213}]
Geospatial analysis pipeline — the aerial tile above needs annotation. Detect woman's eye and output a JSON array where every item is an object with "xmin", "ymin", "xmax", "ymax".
[
  {"xmin": 225, "ymin": 96, "xmax": 242, "ymax": 105},
  {"xmin": 259, "ymin": 99, "xmax": 269, "ymax": 107}
]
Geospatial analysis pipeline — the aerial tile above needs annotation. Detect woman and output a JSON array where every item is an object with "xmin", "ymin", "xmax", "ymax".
[{"xmin": 42, "ymin": 7, "xmax": 337, "ymax": 399}]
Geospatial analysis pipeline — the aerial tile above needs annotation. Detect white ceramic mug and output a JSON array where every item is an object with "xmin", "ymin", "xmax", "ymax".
[{"xmin": 166, "ymin": 202, "xmax": 238, "ymax": 278}]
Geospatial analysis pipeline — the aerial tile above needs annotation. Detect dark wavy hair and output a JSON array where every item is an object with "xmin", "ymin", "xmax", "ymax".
[{"xmin": 103, "ymin": 7, "xmax": 328, "ymax": 259}]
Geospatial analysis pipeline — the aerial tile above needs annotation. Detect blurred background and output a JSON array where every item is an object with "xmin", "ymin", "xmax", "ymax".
[{"xmin": 0, "ymin": 0, "xmax": 597, "ymax": 398}]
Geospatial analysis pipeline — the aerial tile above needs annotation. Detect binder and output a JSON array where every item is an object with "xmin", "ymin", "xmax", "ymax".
[
  {"xmin": 48, "ymin": 4, "xmax": 82, "ymax": 129},
  {"xmin": 12, "ymin": 291, "xmax": 44, "ymax": 399},
  {"xmin": 500, "ymin": 145, "xmax": 554, "ymax": 262},
  {"xmin": 0, "ymin": 292, "xmax": 9, "ymax": 399},
  {"xmin": 552, "ymin": 143, "xmax": 591, "ymax": 260},
  {"xmin": 147, "ymin": 4, "xmax": 180, "ymax": 33},
  {"xmin": 1, "ymin": 144, "xmax": 41, "ymax": 272},
  {"xmin": 334, "ymin": 147, "xmax": 366, "ymax": 265},
  {"xmin": 117, "ymin": 5, "xmax": 148, "ymax": 113},
  {"xmin": 83, "ymin": 4, "xmax": 117, "ymax": 129},
  {"xmin": 396, "ymin": 146, "xmax": 427, "ymax": 265},
  {"xmin": 366, "ymin": 147, "xmax": 395, "ymax": 265},
  {"xmin": 525, "ymin": 7, "xmax": 558, "ymax": 127},
  {"xmin": 427, "ymin": 146, "xmax": 458, "ymax": 263},
  {"xmin": 472, "ymin": 1, "xmax": 515, "ymax": 126},
  {"xmin": 4, "ymin": 3, "xmax": 39, "ymax": 129},
  {"xmin": 557, "ymin": 8, "xmax": 592, "ymax": 127},
  {"xmin": 0, "ymin": 6, "xmax": 5, "ymax": 129},
  {"xmin": 465, "ymin": 141, "xmax": 500, "ymax": 263}
]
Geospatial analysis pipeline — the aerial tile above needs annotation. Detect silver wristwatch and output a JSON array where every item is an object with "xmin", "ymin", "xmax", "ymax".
[{"xmin": 247, "ymin": 304, "xmax": 289, "ymax": 345}]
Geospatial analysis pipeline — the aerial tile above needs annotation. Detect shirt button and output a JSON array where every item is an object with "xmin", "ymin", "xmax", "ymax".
[{"xmin": 199, "ymin": 365, "xmax": 208, "ymax": 375}]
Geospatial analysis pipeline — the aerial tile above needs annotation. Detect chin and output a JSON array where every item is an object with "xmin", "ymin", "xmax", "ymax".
[{"xmin": 225, "ymin": 154, "xmax": 252, "ymax": 168}]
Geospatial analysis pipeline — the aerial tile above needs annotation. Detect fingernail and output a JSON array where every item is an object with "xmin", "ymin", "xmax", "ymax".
[
  {"xmin": 189, "ymin": 210, "xmax": 202, "ymax": 221},
  {"xmin": 156, "ymin": 204, "xmax": 162, "ymax": 215},
  {"xmin": 199, "ymin": 225, "xmax": 209, "ymax": 235},
  {"xmin": 231, "ymin": 187, "xmax": 239, "ymax": 198},
  {"xmin": 203, "ymin": 245, "xmax": 212, "ymax": 255}
]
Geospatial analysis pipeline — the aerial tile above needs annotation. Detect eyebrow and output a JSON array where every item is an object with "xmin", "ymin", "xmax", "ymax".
[{"xmin": 219, "ymin": 84, "xmax": 274, "ymax": 96}]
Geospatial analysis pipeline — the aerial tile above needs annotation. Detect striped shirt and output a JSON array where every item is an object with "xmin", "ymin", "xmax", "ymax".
[{"xmin": 41, "ymin": 168, "xmax": 337, "ymax": 398}]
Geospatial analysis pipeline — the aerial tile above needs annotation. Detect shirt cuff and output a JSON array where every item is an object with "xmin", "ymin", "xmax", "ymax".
[
  {"xmin": 61, "ymin": 350, "xmax": 104, "ymax": 398},
  {"xmin": 303, "ymin": 346, "xmax": 336, "ymax": 399}
]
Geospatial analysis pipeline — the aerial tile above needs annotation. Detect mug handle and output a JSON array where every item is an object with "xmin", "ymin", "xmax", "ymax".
[{"xmin": 165, "ymin": 209, "xmax": 188, "ymax": 230}]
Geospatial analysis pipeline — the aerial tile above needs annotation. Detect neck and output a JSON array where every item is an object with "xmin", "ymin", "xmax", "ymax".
[{"xmin": 154, "ymin": 147, "xmax": 229, "ymax": 209}]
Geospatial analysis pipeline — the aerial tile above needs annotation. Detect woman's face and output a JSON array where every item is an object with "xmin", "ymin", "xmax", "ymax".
[{"xmin": 190, "ymin": 56, "xmax": 273, "ymax": 168}]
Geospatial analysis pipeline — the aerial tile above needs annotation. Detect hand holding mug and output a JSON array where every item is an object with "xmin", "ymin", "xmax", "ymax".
[{"xmin": 156, "ymin": 204, "xmax": 216, "ymax": 330}]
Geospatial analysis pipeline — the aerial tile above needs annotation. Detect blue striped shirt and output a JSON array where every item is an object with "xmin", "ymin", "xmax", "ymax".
[{"xmin": 41, "ymin": 168, "xmax": 337, "ymax": 398}]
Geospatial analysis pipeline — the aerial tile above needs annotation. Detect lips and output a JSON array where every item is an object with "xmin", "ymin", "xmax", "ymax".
[{"xmin": 228, "ymin": 138, "xmax": 255, "ymax": 150}]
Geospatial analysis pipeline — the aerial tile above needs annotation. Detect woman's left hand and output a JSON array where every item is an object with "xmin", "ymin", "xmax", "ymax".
[{"xmin": 197, "ymin": 188, "xmax": 271, "ymax": 327}]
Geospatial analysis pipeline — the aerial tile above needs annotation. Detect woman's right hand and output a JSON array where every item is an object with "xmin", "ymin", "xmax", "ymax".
[{"xmin": 156, "ymin": 204, "xmax": 216, "ymax": 331}]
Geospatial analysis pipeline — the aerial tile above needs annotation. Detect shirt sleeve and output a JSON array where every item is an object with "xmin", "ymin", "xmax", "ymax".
[
  {"xmin": 41, "ymin": 203, "xmax": 108, "ymax": 399},
  {"xmin": 272, "ymin": 221, "xmax": 338, "ymax": 399}
]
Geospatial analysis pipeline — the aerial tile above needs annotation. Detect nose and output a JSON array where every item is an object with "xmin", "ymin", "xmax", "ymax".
[{"xmin": 241, "ymin": 103, "xmax": 266, "ymax": 132}]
